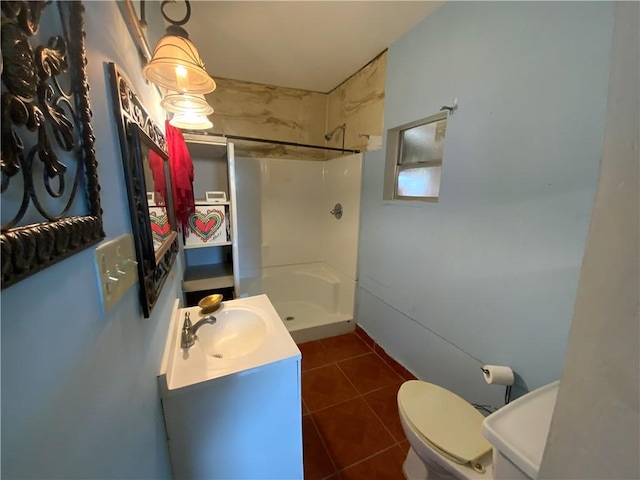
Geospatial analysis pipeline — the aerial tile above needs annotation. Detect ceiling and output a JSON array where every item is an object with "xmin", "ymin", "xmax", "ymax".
[{"xmin": 162, "ymin": 1, "xmax": 443, "ymax": 93}]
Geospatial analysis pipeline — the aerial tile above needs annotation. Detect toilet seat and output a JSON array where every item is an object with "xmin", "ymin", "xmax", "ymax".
[{"xmin": 398, "ymin": 381, "xmax": 493, "ymax": 466}]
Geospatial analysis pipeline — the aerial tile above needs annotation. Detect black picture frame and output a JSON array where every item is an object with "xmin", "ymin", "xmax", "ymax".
[
  {"xmin": 108, "ymin": 62, "xmax": 179, "ymax": 318},
  {"xmin": 1, "ymin": 1, "xmax": 105, "ymax": 289}
]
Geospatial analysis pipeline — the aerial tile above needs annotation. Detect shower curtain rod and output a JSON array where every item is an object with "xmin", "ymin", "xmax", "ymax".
[{"xmin": 183, "ymin": 132, "xmax": 360, "ymax": 154}]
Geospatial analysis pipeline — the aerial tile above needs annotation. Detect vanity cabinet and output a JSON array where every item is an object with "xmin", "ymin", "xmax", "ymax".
[
  {"xmin": 159, "ymin": 298, "xmax": 303, "ymax": 479},
  {"xmin": 182, "ymin": 134, "xmax": 239, "ymax": 305},
  {"xmin": 161, "ymin": 357, "xmax": 302, "ymax": 479}
]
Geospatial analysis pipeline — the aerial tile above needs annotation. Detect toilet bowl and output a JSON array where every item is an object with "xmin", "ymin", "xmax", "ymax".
[
  {"xmin": 397, "ymin": 380, "xmax": 560, "ymax": 480},
  {"xmin": 397, "ymin": 381, "xmax": 493, "ymax": 479}
]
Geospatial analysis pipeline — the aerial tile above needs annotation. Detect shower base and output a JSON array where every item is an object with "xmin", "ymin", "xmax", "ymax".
[{"xmin": 272, "ymin": 300, "xmax": 354, "ymax": 344}]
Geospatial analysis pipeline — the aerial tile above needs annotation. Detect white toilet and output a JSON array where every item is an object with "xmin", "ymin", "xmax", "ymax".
[{"xmin": 397, "ymin": 380, "xmax": 560, "ymax": 480}]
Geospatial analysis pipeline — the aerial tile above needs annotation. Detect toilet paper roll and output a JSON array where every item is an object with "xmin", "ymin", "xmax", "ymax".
[{"xmin": 482, "ymin": 365, "xmax": 514, "ymax": 386}]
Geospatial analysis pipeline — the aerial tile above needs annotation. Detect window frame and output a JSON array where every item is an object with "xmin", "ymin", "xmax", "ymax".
[{"xmin": 383, "ymin": 111, "xmax": 448, "ymax": 203}]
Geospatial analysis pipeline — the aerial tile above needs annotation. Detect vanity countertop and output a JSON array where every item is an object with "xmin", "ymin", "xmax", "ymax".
[{"xmin": 159, "ymin": 294, "xmax": 301, "ymax": 393}]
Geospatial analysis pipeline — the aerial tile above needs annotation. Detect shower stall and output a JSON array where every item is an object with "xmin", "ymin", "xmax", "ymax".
[
  {"xmin": 234, "ymin": 152, "xmax": 362, "ymax": 343},
  {"xmin": 182, "ymin": 132, "xmax": 362, "ymax": 344}
]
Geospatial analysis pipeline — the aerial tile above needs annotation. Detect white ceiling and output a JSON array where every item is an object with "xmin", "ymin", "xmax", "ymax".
[{"xmin": 162, "ymin": 1, "xmax": 442, "ymax": 93}]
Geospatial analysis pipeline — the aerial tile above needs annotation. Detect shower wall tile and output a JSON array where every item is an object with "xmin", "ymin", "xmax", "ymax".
[
  {"xmin": 205, "ymin": 77, "xmax": 327, "ymax": 158},
  {"xmin": 203, "ymin": 55, "xmax": 386, "ymax": 160},
  {"xmin": 326, "ymin": 52, "xmax": 387, "ymax": 152},
  {"xmin": 232, "ymin": 141, "xmax": 328, "ymax": 161}
]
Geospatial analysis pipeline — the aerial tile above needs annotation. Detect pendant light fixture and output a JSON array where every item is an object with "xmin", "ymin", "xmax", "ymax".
[
  {"xmin": 169, "ymin": 112, "xmax": 214, "ymax": 130},
  {"xmin": 143, "ymin": 1, "xmax": 216, "ymax": 94},
  {"xmin": 165, "ymin": 92, "xmax": 214, "ymax": 130},
  {"xmin": 161, "ymin": 92, "xmax": 214, "ymax": 116}
]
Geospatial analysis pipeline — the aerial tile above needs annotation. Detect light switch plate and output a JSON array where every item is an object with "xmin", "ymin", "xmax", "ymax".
[{"xmin": 94, "ymin": 234, "xmax": 138, "ymax": 313}]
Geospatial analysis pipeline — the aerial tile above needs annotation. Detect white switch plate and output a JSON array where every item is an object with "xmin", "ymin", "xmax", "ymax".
[{"xmin": 94, "ymin": 234, "xmax": 138, "ymax": 313}]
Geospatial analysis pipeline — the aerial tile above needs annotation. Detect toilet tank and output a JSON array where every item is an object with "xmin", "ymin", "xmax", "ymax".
[{"xmin": 481, "ymin": 381, "xmax": 560, "ymax": 479}]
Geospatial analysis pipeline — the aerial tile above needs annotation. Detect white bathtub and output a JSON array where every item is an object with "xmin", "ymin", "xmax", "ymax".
[{"xmin": 240, "ymin": 262, "xmax": 356, "ymax": 343}]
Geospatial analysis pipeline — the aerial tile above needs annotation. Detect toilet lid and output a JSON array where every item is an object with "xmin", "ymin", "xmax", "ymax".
[{"xmin": 398, "ymin": 381, "xmax": 492, "ymax": 464}]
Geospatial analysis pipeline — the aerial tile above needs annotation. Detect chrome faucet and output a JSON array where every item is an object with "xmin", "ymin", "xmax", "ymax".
[{"xmin": 181, "ymin": 312, "xmax": 217, "ymax": 349}]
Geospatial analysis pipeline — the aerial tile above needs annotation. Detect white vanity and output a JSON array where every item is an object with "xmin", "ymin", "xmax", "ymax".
[{"xmin": 158, "ymin": 295, "xmax": 302, "ymax": 479}]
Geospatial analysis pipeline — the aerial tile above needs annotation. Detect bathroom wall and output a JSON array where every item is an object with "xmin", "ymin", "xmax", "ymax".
[
  {"xmin": 356, "ymin": 2, "xmax": 614, "ymax": 406},
  {"xmin": 205, "ymin": 77, "xmax": 327, "ymax": 156},
  {"xmin": 205, "ymin": 54, "xmax": 386, "ymax": 159},
  {"xmin": 539, "ymin": 3, "xmax": 639, "ymax": 478},
  {"xmin": 326, "ymin": 52, "xmax": 387, "ymax": 152},
  {"xmin": 234, "ymin": 154, "xmax": 362, "ymax": 289},
  {"xmin": 1, "ymin": 3, "xmax": 180, "ymax": 478}
]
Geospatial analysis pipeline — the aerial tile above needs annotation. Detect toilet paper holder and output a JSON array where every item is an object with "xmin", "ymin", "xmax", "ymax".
[{"xmin": 480, "ymin": 365, "xmax": 515, "ymax": 405}]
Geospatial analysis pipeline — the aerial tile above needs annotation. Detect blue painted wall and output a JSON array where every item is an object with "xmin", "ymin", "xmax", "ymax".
[
  {"xmin": 0, "ymin": 1, "xmax": 617, "ymax": 475},
  {"xmin": 356, "ymin": 2, "xmax": 614, "ymax": 406},
  {"xmin": 1, "ymin": 3, "xmax": 183, "ymax": 478}
]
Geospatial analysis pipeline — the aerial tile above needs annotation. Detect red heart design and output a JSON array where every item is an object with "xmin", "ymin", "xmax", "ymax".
[
  {"xmin": 149, "ymin": 210, "xmax": 170, "ymax": 244},
  {"xmin": 189, "ymin": 209, "xmax": 225, "ymax": 242}
]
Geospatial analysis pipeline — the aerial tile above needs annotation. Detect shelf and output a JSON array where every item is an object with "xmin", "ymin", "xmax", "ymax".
[
  {"xmin": 184, "ymin": 241, "xmax": 232, "ymax": 250},
  {"xmin": 194, "ymin": 201, "xmax": 230, "ymax": 206},
  {"xmin": 183, "ymin": 263, "xmax": 234, "ymax": 293}
]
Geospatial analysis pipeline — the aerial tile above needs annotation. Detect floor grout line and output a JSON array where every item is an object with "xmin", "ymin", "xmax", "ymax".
[
  {"xmin": 361, "ymin": 389, "xmax": 403, "ymax": 443},
  {"xmin": 335, "ymin": 360, "xmax": 361, "ymax": 395},
  {"xmin": 335, "ymin": 442, "xmax": 402, "ymax": 474},
  {"xmin": 301, "ymin": 350, "xmax": 374, "ymax": 374},
  {"xmin": 302, "ymin": 332, "xmax": 408, "ymax": 476},
  {"xmin": 307, "ymin": 407, "xmax": 339, "ymax": 477},
  {"xmin": 370, "ymin": 349, "xmax": 407, "ymax": 382},
  {"xmin": 313, "ymin": 389, "xmax": 397, "ymax": 472},
  {"xmin": 306, "ymin": 362, "xmax": 400, "ymax": 415}
]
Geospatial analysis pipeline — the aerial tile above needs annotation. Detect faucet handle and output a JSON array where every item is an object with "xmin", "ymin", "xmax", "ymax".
[{"xmin": 181, "ymin": 312, "xmax": 195, "ymax": 349}]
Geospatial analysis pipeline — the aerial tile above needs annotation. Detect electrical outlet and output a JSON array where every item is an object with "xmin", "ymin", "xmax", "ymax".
[{"xmin": 94, "ymin": 234, "xmax": 138, "ymax": 313}]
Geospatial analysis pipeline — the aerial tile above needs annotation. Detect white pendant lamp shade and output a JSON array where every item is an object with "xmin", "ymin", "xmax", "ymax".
[
  {"xmin": 143, "ymin": 35, "xmax": 216, "ymax": 94},
  {"xmin": 161, "ymin": 92, "xmax": 214, "ymax": 115},
  {"xmin": 170, "ymin": 112, "xmax": 213, "ymax": 130}
]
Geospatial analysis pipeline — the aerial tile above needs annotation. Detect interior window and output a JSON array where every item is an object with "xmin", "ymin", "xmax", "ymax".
[{"xmin": 383, "ymin": 111, "xmax": 448, "ymax": 202}]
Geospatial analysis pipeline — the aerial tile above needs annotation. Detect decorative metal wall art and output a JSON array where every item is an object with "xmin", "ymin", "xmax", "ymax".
[
  {"xmin": 108, "ymin": 62, "xmax": 178, "ymax": 318},
  {"xmin": 1, "ymin": 1, "xmax": 105, "ymax": 289}
]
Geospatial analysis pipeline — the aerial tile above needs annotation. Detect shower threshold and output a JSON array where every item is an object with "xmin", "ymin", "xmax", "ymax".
[{"xmin": 272, "ymin": 300, "xmax": 355, "ymax": 344}]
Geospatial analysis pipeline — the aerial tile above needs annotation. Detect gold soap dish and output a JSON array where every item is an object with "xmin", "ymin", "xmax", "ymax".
[{"xmin": 198, "ymin": 294, "xmax": 223, "ymax": 314}]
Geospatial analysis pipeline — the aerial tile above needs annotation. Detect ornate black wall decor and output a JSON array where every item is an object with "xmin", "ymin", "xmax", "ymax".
[
  {"xmin": 108, "ymin": 62, "xmax": 178, "ymax": 318},
  {"xmin": 1, "ymin": 1, "xmax": 105, "ymax": 289}
]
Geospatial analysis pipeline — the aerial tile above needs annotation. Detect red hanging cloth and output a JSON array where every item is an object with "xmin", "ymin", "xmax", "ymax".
[
  {"xmin": 165, "ymin": 120, "xmax": 195, "ymax": 231},
  {"xmin": 147, "ymin": 150, "xmax": 167, "ymax": 206}
]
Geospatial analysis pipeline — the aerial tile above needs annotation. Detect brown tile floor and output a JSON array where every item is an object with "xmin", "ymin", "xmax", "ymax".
[{"xmin": 300, "ymin": 332, "xmax": 415, "ymax": 480}]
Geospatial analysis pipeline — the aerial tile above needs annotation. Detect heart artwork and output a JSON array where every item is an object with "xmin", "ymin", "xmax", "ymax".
[
  {"xmin": 189, "ymin": 208, "xmax": 226, "ymax": 242},
  {"xmin": 149, "ymin": 210, "xmax": 170, "ymax": 243}
]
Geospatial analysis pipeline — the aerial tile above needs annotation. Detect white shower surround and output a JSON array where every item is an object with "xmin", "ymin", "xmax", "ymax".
[{"xmin": 235, "ymin": 154, "xmax": 362, "ymax": 342}]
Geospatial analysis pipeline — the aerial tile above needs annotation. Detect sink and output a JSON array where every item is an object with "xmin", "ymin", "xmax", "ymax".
[
  {"xmin": 482, "ymin": 381, "xmax": 560, "ymax": 479},
  {"xmin": 159, "ymin": 294, "xmax": 301, "ymax": 391},
  {"xmin": 158, "ymin": 294, "xmax": 303, "ymax": 479},
  {"xmin": 196, "ymin": 307, "xmax": 268, "ymax": 359}
]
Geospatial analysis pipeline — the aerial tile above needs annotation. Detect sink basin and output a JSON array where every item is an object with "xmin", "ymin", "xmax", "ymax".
[
  {"xmin": 159, "ymin": 294, "xmax": 301, "ymax": 391},
  {"xmin": 196, "ymin": 307, "xmax": 268, "ymax": 359}
]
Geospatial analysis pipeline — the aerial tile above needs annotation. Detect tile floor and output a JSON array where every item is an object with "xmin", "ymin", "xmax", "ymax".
[{"xmin": 300, "ymin": 330, "xmax": 417, "ymax": 480}]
